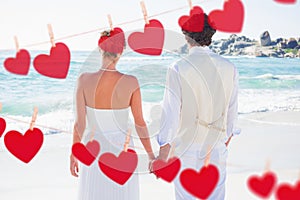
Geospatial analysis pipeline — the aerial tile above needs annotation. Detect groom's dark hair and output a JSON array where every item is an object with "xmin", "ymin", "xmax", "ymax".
[{"xmin": 182, "ymin": 14, "xmax": 216, "ymax": 46}]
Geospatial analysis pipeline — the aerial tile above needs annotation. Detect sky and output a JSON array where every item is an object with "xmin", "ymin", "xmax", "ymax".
[{"xmin": 0, "ymin": 0, "xmax": 299, "ymax": 50}]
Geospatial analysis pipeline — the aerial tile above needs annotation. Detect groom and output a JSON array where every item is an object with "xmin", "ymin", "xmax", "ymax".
[{"xmin": 155, "ymin": 13, "xmax": 240, "ymax": 200}]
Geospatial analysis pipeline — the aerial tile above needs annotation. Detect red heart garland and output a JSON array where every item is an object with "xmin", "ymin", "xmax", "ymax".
[
  {"xmin": 276, "ymin": 181, "xmax": 300, "ymax": 200},
  {"xmin": 98, "ymin": 149, "xmax": 138, "ymax": 185},
  {"xmin": 0, "ymin": 117, "xmax": 6, "ymax": 137},
  {"xmin": 178, "ymin": 6, "xmax": 205, "ymax": 32},
  {"xmin": 180, "ymin": 164, "xmax": 219, "ymax": 199},
  {"xmin": 247, "ymin": 171, "xmax": 277, "ymax": 198},
  {"xmin": 274, "ymin": 0, "xmax": 296, "ymax": 4},
  {"xmin": 128, "ymin": 19, "xmax": 165, "ymax": 56},
  {"xmin": 98, "ymin": 27, "xmax": 125, "ymax": 54},
  {"xmin": 33, "ymin": 42, "xmax": 71, "ymax": 79},
  {"xmin": 208, "ymin": 0, "xmax": 245, "ymax": 33},
  {"xmin": 72, "ymin": 140, "xmax": 100, "ymax": 166},
  {"xmin": 4, "ymin": 49, "xmax": 31, "ymax": 75},
  {"xmin": 152, "ymin": 157, "xmax": 181, "ymax": 182},
  {"xmin": 4, "ymin": 128, "xmax": 44, "ymax": 163}
]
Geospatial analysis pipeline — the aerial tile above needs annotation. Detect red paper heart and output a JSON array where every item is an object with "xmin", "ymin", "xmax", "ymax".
[
  {"xmin": 276, "ymin": 181, "xmax": 300, "ymax": 200},
  {"xmin": 180, "ymin": 164, "xmax": 219, "ymax": 199},
  {"xmin": 208, "ymin": 0, "xmax": 245, "ymax": 33},
  {"xmin": 33, "ymin": 42, "xmax": 70, "ymax": 79},
  {"xmin": 128, "ymin": 19, "xmax": 165, "ymax": 56},
  {"xmin": 4, "ymin": 128, "xmax": 44, "ymax": 163},
  {"xmin": 247, "ymin": 171, "xmax": 277, "ymax": 198},
  {"xmin": 274, "ymin": 0, "xmax": 296, "ymax": 4},
  {"xmin": 98, "ymin": 149, "xmax": 138, "ymax": 185},
  {"xmin": 178, "ymin": 6, "xmax": 205, "ymax": 32},
  {"xmin": 98, "ymin": 27, "xmax": 125, "ymax": 54},
  {"xmin": 152, "ymin": 157, "xmax": 181, "ymax": 182},
  {"xmin": 4, "ymin": 49, "xmax": 30, "ymax": 75},
  {"xmin": 0, "ymin": 117, "xmax": 6, "ymax": 137},
  {"xmin": 72, "ymin": 140, "xmax": 100, "ymax": 166}
]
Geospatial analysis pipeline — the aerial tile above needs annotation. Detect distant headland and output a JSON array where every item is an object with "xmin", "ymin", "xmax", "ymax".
[{"xmin": 176, "ymin": 31, "xmax": 300, "ymax": 58}]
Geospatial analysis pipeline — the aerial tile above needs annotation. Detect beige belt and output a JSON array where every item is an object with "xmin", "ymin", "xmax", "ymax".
[{"xmin": 195, "ymin": 113, "xmax": 225, "ymax": 132}]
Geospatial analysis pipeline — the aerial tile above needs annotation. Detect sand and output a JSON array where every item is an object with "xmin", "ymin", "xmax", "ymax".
[{"xmin": 1, "ymin": 111, "xmax": 300, "ymax": 200}]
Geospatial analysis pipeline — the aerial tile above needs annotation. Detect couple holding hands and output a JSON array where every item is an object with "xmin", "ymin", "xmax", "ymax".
[{"xmin": 70, "ymin": 13, "xmax": 239, "ymax": 200}]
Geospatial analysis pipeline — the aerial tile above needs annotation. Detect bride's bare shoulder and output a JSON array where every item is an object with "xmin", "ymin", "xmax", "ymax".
[
  {"xmin": 75, "ymin": 72, "xmax": 99, "ymax": 88},
  {"xmin": 77, "ymin": 72, "xmax": 98, "ymax": 80},
  {"xmin": 121, "ymin": 74, "xmax": 139, "ymax": 85}
]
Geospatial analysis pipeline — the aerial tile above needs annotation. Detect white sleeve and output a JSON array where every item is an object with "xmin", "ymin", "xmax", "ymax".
[
  {"xmin": 226, "ymin": 67, "xmax": 241, "ymax": 138},
  {"xmin": 157, "ymin": 64, "xmax": 182, "ymax": 146}
]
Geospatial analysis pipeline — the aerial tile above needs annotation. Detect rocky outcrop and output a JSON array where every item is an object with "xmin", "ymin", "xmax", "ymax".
[
  {"xmin": 287, "ymin": 38, "xmax": 298, "ymax": 49},
  {"xmin": 260, "ymin": 31, "xmax": 272, "ymax": 46},
  {"xmin": 209, "ymin": 34, "xmax": 256, "ymax": 56},
  {"xmin": 176, "ymin": 32, "xmax": 300, "ymax": 58}
]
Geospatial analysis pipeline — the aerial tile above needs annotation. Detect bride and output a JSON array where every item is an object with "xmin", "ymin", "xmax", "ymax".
[{"xmin": 70, "ymin": 28, "xmax": 155, "ymax": 200}]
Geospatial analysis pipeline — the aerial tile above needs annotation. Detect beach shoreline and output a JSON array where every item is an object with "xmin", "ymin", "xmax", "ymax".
[{"xmin": 1, "ymin": 110, "xmax": 300, "ymax": 200}]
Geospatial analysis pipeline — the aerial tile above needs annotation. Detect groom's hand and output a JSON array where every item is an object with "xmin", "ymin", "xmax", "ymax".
[{"xmin": 157, "ymin": 144, "xmax": 171, "ymax": 161}]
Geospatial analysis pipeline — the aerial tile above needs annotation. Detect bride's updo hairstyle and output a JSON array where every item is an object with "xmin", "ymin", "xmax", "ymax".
[{"xmin": 98, "ymin": 27, "xmax": 126, "ymax": 59}]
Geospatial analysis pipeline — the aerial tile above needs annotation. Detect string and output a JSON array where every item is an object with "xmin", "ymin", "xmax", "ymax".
[{"xmin": 20, "ymin": 0, "xmax": 207, "ymax": 48}]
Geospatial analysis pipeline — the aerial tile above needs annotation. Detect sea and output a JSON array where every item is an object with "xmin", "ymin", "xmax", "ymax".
[{"xmin": 0, "ymin": 49, "xmax": 300, "ymax": 135}]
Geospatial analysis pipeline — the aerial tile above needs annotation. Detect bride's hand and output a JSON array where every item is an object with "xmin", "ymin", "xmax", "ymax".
[
  {"xmin": 148, "ymin": 158, "xmax": 155, "ymax": 173},
  {"xmin": 70, "ymin": 154, "xmax": 79, "ymax": 177},
  {"xmin": 147, "ymin": 152, "xmax": 156, "ymax": 172}
]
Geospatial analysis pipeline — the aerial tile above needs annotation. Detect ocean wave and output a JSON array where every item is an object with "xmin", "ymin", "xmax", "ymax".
[
  {"xmin": 240, "ymin": 74, "xmax": 300, "ymax": 80},
  {"xmin": 3, "ymin": 109, "xmax": 74, "ymax": 135}
]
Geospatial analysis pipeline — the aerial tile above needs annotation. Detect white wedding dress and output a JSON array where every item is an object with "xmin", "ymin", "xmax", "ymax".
[{"xmin": 78, "ymin": 106, "xmax": 139, "ymax": 200}]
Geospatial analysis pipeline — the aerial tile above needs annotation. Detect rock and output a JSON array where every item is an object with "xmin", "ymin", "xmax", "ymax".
[
  {"xmin": 219, "ymin": 50, "xmax": 226, "ymax": 55},
  {"xmin": 233, "ymin": 41, "xmax": 253, "ymax": 49},
  {"xmin": 287, "ymin": 38, "xmax": 298, "ymax": 49},
  {"xmin": 276, "ymin": 48, "xmax": 285, "ymax": 55},
  {"xmin": 220, "ymin": 40, "xmax": 234, "ymax": 51},
  {"xmin": 255, "ymin": 51, "xmax": 268, "ymax": 57},
  {"xmin": 275, "ymin": 38, "xmax": 284, "ymax": 44},
  {"xmin": 278, "ymin": 41, "xmax": 287, "ymax": 49},
  {"xmin": 284, "ymin": 52, "xmax": 295, "ymax": 58},
  {"xmin": 260, "ymin": 31, "xmax": 272, "ymax": 46},
  {"xmin": 229, "ymin": 34, "xmax": 238, "ymax": 41},
  {"xmin": 269, "ymin": 52, "xmax": 280, "ymax": 58}
]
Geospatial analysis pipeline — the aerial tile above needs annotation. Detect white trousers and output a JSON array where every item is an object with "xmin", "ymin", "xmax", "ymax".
[{"xmin": 173, "ymin": 143, "xmax": 228, "ymax": 200}]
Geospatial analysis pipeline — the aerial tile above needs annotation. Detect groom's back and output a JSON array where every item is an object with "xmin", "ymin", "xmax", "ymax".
[{"xmin": 174, "ymin": 47, "xmax": 235, "ymax": 154}]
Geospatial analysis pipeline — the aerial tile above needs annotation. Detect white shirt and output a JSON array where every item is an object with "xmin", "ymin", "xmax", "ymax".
[{"xmin": 157, "ymin": 46, "xmax": 240, "ymax": 147}]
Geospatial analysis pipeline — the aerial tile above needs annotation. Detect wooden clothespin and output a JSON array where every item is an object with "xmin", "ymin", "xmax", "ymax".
[
  {"xmin": 14, "ymin": 36, "xmax": 20, "ymax": 53},
  {"xmin": 140, "ymin": 1, "xmax": 150, "ymax": 24},
  {"xmin": 30, "ymin": 107, "xmax": 38, "ymax": 131},
  {"xmin": 123, "ymin": 128, "xmax": 132, "ymax": 152},
  {"xmin": 264, "ymin": 159, "xmax": 271, "ymax": 172},
  {"xmin": 107, "ymin": 14, "xmax": 114, "ymax": 31},
  {"xmin": 204, "ymin": 146, "xmax": 211, "ymax": 167},
  {"xmin": 187, "ymin": 0, "xmax": 193, "ymax": 10},
  {"xmin": 0, "ymin": 102, "xmax": 2, "ymax": 113},
  {"xmin": 47, "ymin": 24, "xmax": 56, "ymax": 47}
]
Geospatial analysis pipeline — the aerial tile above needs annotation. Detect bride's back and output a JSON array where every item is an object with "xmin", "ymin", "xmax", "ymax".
[{"xmin": 80, "ymin": 71, "xmax": 138, "ymax": 109}]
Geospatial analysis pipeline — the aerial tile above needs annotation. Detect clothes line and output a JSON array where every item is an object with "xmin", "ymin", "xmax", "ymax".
[{"xmin": 20, "ymin": 0, "xmax": 207, "ymax": 48}]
